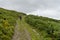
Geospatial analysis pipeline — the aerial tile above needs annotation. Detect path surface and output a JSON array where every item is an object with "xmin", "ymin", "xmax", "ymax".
[
  {"xmin": 12, "ymin": 19, "xmax": 20, "ymax": 40},
  {"xmin": 12, "ymin": 18, "xmax": 31, "ymax": 40}
]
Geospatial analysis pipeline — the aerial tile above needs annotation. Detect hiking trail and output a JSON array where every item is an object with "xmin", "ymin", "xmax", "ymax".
[{"xmin": 12, "ymin": 16, "xmax": 40, "ymax": 40}]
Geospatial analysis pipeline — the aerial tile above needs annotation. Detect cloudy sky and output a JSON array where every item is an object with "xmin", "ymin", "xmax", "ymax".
[{"xmin": 0, "ymin": 0, "xmax": 60, "ymax": 19}]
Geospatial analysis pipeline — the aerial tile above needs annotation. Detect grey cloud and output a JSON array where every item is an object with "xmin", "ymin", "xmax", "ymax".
[
  {"xmin": 0, "ymin": 0, "xmax": 60, "ymax": 19},
  {"xmin": 0, "ymin": 0, "xmax": 60, "ymax": 12},
  {"xmin": 0, "ymin": 0, "xmax": 40, "ymax": 13}
]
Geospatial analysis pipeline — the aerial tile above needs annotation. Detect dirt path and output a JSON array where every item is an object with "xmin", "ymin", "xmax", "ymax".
[
  {"xmin": 12, "ymin": 20, "xmax": 21, "ymax": 40},
  {"xmin": 12, "ymin": 19, "xmax": 31, "ymax": 40}
]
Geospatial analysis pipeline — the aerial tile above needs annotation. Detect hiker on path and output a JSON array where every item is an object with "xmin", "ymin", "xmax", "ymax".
[{"xmin": 19, "ymin": 16, "xmax": 22, "ymax": 20}]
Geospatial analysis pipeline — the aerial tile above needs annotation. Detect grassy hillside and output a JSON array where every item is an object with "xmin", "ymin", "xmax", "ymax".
[
  {"xmin": 0, "ymin": 8, "xmax": 60, "ymax": 40},
  {"xmin": 25, "ymin": 15, "xmax": 60, "ymax": 40},
  {"xmin": 0, "ymin": 8, "xmax": 26, "ymax": 40}
]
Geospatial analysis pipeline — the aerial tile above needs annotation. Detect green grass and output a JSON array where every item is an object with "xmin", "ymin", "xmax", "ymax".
[
  {"xmin": 15, "ymin": 16, "xmax": 40, "ymax": 40},
  {"xmin": 19, "ymin": 16, "xmax": 40, "ymax": 40}
]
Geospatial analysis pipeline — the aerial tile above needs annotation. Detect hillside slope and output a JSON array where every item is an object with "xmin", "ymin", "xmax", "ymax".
[
  {"xmin": 25, "ymin": 15, "xmax": 60, "ymax": 40},
  {"xmin": 0, "ymin": 8, "xmax": 60, "ymax": 40}
]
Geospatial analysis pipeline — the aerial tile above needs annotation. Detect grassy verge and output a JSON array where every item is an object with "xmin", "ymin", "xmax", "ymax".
[{"xmin": 21, "ymin": 16, "xmax": 40, "ymax": 40}]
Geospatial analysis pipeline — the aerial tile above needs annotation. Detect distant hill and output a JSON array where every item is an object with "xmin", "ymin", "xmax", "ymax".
[{"xmin": 0, "ymin": 8, "xmax": 60, "ymax": 40}]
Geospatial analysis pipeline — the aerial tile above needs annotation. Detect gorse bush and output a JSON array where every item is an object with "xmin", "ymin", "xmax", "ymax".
[{"xmin": 25, "ymin": 15, "xmax": 60, "ymax": 40}]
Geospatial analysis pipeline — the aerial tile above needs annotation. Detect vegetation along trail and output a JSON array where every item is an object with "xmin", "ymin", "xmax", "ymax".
[
  {"xmin": 12, "ymin": 16, "xmax": 40, "ymax": 40},
  {"xmin": 12, "ymin": 17, "xmax": 31, "ymax": 40}
]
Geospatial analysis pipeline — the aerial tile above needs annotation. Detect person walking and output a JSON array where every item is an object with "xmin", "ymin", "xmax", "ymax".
[{"xmin": 19, "ymin": 16, "xmax": 22, "ymax": 20}]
